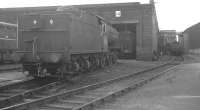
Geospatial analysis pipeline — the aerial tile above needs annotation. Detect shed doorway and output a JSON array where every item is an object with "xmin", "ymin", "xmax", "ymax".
[{"xmin": 112, "ymin": 23, "xmax": 137, "ymax": 59}]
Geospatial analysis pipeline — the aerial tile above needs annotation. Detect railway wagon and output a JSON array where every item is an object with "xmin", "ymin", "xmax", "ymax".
[
  {"xmin": 0, "ymin": 22, "xmax": 18, "ymax": 63},
  {"xmin": 17, "ymin": 9, "xmax": 118, "ymax": 78}
]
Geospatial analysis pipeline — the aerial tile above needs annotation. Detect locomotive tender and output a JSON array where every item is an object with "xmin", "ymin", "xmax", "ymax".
[{"xmin": 17, "ymin": 8, "xmax": 119, "ymax": 78}]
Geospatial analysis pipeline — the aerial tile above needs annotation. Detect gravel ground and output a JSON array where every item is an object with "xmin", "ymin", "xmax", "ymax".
[
  {"xmin": 0, "ymin": 71, "xmax": 29, "ymax": 86},
  {"xmin": 0, "ymin": 64, "xmax": 21, "ymax": 72},
  {"xmin": 49, "ymin": 60, "xmax": 168, "ymax": 91},
  {"xmin": 95, "ymin": 54, "xmax": 200, "ymax": 110},
  {"xmin": 0, "ymin": 60, "xmax": 166, "ymax": 89},
  {"xmin": 0, "ymin": 64, "xmax": 23, "ymax": 85},
  {"xmin": 183, "ymin": 54, "xmax": 200, "ymax": 63}
]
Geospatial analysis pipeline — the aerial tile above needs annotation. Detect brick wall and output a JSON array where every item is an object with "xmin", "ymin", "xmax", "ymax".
[
  {"xmin": 79, "ymin": 3, "xmax": 159, "ymax": 60},
  {"xmin": 0, "ymin": 3, "xmax": 159, "ymax": 60}
]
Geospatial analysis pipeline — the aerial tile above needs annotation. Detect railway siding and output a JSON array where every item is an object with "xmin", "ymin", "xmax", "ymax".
[
  {"xmin": 94, "ymin": 62, "xmax": 199, "ymax": 110},
  {"xmin": 0, "ymin": 59, "xmax": 177, "ymax": 110},
  {"xmin": 43, "ymin": 64, "xmax": 176, "ymax": 110}
]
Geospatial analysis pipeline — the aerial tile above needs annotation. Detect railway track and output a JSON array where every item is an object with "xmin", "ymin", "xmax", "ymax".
[
  {"xmin": 0, "ymin": 77, "xmax": 32, "ymax": 87},
  {"xmin": 0, "ymin": 64, "xmax": 22, "ymax": 73},
  {"xmin": 0, "ymin": 60, "xmax": 179, "ymax": 110},
  {"xmin": 0, "ymin": 77, "xmax": 58, "ymax": 109}
]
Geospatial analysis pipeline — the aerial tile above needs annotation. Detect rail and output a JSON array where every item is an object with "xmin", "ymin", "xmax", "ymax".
[{"xmin": 0, "ymin": 59, "xmax": 179, "ymax": 110}]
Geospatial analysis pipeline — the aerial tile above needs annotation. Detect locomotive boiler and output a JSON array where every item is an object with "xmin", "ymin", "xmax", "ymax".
[{"xmin": 17, "ymin": 8, "xmax": 119, "ymax": 78}]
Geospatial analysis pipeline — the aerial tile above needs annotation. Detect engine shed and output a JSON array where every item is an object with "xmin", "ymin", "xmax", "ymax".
[
  {"xmin": 76, "ymin": 2, "xmax": 159, "ymax": 60},
  {"xmin": 0, "ymin": 2, "xmax": 159, "ymax": 61}
]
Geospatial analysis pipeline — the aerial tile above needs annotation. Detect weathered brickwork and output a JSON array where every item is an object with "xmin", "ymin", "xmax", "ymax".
[{"xmin": 77, "ymin": 3, "xmax": 159, "ymax": 60}]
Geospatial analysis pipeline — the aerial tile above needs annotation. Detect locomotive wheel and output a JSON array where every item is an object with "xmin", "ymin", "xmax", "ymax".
[
  {"xmin": 89, "ymin": 57, "xmax": 96, "ymax": 70},
  {"xmin": 59, "ymin": 65, "xmax": 67, "ymax": 78},
  {"xmin": 100, "ymin": 57, "xmax": 105, "ymax": 68},
  {"xmin": 57, "ymin": 62, "xmax": 80, "ymax": 80},
  {"xmin": 65, "ymin": 61, "xmax": 80, "ymax": 75},
  {"xmin": 106, "ymin": 55, "xmax": 111, "ymax": 66},
  {"xmin": 73, "ymin": 61, "xmax": 80, "ymax": 72},
  {"xmin": 85, "ymin": 59, "xmax": 91, "ymax": 71},
  {"xmin": 77, "ymin": 58, "xmax": 86, "ymax": 72},
  {"xmin": 112, "ymin": 54, "xmax": 117, "ymax": 64},
  {"xmin": 108, "ymin": 55, "xmax": 113, "ymax": 65},
  {"xmin": 94, "ymin": 58, "xmax": 100, "ymax": 69},
  {"xmin": 81, "ymin": 59, "xmax": 91, "ymax": 72}
]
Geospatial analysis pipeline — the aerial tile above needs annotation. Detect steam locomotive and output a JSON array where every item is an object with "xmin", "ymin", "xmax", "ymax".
[
  {"xmin": 165, "ymin": 41, "xmax": 184, "ymax": 56},
  {"xmin": 17, "ymin": 7, "xmax": 119, "ymax": 78}
]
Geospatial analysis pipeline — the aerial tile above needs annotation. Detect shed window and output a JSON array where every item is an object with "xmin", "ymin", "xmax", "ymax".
[
  {"xmin": 115, "ymin": 11, "xmax": 121, "ymax": 17},
  {"xmin": 33, "ymin": 20, "xmax": 37, "ymax": 24}
]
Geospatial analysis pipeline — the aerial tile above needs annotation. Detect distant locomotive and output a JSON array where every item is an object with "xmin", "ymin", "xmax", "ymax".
[
  {"xmin": 118, "ymin": 31, "xmax": 136, "ymax": 59},
  {"xmin": 165, "ymin": 41, "xmax": 184, "ymax": 56},
  {"xmin": 17, "ymin": 8, "xmax": 119, "ymax": 78},
  {"xmin": 0, "ymin": 22, "xmax": 18, "ymax": 63}
]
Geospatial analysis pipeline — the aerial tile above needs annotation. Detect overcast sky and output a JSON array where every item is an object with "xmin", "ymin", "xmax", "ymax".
[{"xmin": 0, "ymin": 0, "xmax": 199, "ymax": 32}]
